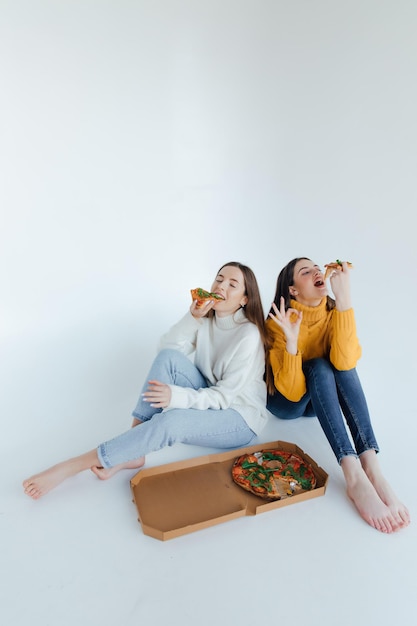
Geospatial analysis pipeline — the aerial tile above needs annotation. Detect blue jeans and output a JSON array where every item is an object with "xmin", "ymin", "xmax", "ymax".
[
  {"xmin": 266, "ymin": 358, "xmax": 379, "ymax": 464},
  {"xmin": 97, "ymin": 349, "xmax": 256, "ymax": 468}
]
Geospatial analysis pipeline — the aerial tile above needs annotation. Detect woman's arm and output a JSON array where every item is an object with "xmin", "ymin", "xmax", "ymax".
[
  {"xmin": 268, "ymin": 297, "xmax": 301, "ymax": 354},
  {"xmin": 266, "ymin": 318, "xmax": 307, "ymax": 401},
  {"xmin": 329, "ymin": 261, "xmax": 352, "ymax": 311},
  {"xmin": 328, "ymin": 263, "xmax": 361, "ymax": 368},
  {"xmin": 329, "ymin": 309, "xmax": 362, "ymax": 369}
]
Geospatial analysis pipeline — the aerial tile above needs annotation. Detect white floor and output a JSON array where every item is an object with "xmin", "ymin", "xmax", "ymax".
[{"xmin": 2, "ymin": 381, "xmax": 416, "ymax": 626}]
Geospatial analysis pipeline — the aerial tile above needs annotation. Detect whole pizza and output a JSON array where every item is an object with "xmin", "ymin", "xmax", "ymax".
[{"xmin": 232, "ymin": 449, "xmax": 317, "ymax": 500}]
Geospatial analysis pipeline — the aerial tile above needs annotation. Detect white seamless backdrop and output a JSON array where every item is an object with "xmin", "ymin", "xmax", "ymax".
[{"xmin": 1, "ymin": 2, "xmax": 416, "ymax": 626}]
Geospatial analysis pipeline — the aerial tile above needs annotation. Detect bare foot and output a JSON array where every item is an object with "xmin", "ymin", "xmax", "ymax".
[
  {"xmin": 359, "ymin": 453, "xmax": 410, "ymax": 528},
  {"xmin": 371, "ymin": 475, "xmax": 410, "ymax": 527},
  {"xmin": 91, "ymin": 457, "xmax": 145, "ymax": 480},
  {"xmin": 342, "ymin": 456, "xmax": 401, "ymax": 533},
  {"xmin": 23, "ymin": 450, "xmax": 98, "ymax": 499},
  {"xmin": 346, "ymin": 474, "xmax": 400, "ymax": 533},
  {"xmin": 23, "ymin": 463, "xmax": 76, "ymax": 499}
]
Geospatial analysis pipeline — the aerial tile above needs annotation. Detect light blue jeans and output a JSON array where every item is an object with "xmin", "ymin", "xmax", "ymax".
[
  {"xmin": 267, "ymin": 358, "xmax": 379, "ymax": 464},
  {"xmin": 97, "ymin": 349, "xmax": 256, "ymax": 468}
]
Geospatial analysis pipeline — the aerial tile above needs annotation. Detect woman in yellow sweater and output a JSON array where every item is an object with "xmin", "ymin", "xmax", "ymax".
[{"xmin": 265, "ymin": 257, "xmax": 410, "ymax": 534}]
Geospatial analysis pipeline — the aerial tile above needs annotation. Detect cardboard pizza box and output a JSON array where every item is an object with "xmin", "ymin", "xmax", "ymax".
[{"xmin": 130, "ymin": 440, "xmax": 328, "ymax": 541}]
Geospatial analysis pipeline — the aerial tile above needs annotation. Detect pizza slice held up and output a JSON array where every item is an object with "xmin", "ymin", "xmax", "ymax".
[
  {"xmin": 324, "ymin": 259, "xmax": 353, "ymax": 281},
  {"xmin": 190, "ymin": 288, "xmax": 225, "ymax": 308}
]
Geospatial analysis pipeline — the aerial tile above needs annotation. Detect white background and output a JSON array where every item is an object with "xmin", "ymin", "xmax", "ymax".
[{"xmin": 1, "ymin": 2, "xmax": 416, "ymax": 625}]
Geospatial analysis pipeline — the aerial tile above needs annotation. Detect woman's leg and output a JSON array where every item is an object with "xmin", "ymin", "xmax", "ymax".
[
  {"xmin": 23, "ymin": 349, "xmax": 206, "ymax": 496},
  {"xmin": 303, "ymin": 358, "xmax": 358, "ymax": 462},
  {"xmin": 91, "ymin": 417, "xmax": 145, "ymax": 481},
  {"xmin": 98, "ymin": 406, "xmax": 255, "ymax": 469},
  {"xmin": 95, "ymin": 348, "xmax": 214, "ymax": 468},
  {"xmin": 333, "ymin": 368, "xmax": 409, "ymax": 526},
  {"xmin": 23, "ymin": 349, "xmax": 254, "ymax": 497},
  {"xmin": 23, "ymin": 407, "xmax": 254, "ymax": 499},
  {"xmin": 131, "ymin": 348, "xmax": 208, "ymax": 423},
  {"xmin": 333, "ymin": 367, "xmax": 379, "ymax": 456},
  {"xmin": 304, "ymin": 359, "xmax": 409, "ymax": 532},
  {"xmin": 90, "ymin": 347, "xmax": 201, "ymax": 478},
  {"xmin": 23, "ymin": 449, "xmax": 100, "ymax": 499}
]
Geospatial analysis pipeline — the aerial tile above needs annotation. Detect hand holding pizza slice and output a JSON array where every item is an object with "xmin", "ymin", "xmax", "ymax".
[{"xmin": 324, "ymin": 259, "xmax": 353, "ymax": 281}]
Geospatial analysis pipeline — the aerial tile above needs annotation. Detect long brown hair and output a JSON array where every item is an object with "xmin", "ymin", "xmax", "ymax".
[{"xmin": 209, "ymin": 261, "xmax": 268, "ymax": 351}]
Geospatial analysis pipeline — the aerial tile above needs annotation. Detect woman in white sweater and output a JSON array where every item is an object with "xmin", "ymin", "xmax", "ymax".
[{"xmin": 23, "ymin": 262, "xmax": 269, "ymax": 499}]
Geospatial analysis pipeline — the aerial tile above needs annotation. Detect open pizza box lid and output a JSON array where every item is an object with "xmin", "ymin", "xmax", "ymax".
[{"xmin": 130, "ymin": 439, "xmax": 328, "ymax": 541}]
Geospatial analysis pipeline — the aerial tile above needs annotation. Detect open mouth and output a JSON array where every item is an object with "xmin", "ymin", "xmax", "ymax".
[{"xmin": 314, "ymin": 279, "xmax": 324, "ymax": 287}]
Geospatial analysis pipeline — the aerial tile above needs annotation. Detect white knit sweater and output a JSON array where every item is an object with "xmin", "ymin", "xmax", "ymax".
[{"xmin": 158, "ymin": 308, "xmax": 268, "ymax": 435}]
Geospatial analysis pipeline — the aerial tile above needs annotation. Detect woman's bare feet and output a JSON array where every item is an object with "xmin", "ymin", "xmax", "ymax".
[
  {"xmin": 91, "ymin": 457, "xmax": 145, "ymax": 480},
  {"xmin": 359, "ymin": 450, "xmax": 410, "ymax": 528},
  {"xmin": 23, "ymin": 450, "xmax": 99, "ymax": 500},
  {"xmin": 341, "ymin": 456, "xmax": 407, "ymax": 533}
]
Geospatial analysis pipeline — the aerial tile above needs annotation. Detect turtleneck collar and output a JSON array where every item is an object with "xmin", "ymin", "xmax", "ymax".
[
  {"xmin": 289, "ymin": 297, "xmax": 328, "ymax": 322},
  {"xmin": 214, "ymin": 306, "xmax": 247, "ymax": 329}
]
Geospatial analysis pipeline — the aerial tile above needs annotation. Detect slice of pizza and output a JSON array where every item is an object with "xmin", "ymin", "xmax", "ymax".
[
  {"xmin": 190, "ymin": 288, "xmax": 225, "ymax": 308},
  {"xmin": 324, "ymin": 259, "xmax": 354, "ymax": 280},
  {"xmin": 232, "ymin": 449, "xmax": 317, "ymax": 500},
  {"xmin": 232, "ymin": 453, "xmax": 282, "ymax": 498}
]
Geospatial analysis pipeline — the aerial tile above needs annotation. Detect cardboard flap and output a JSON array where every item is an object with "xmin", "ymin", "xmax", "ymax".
[{"xmin": 131, "ymin": 440, "xmax": 328, "ymax": 540}]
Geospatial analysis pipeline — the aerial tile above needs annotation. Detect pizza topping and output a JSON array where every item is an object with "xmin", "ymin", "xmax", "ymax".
[
  {"xmin": 190, "ymin": 288, "xmax": 225, "ymax": 307},
  {"xmin": 232, "ymin": 449, "xmax": 317, "ymax": 500},
  {"xmin": 194, "ymin": 288, "xmax": 222, "ymax": 299}
]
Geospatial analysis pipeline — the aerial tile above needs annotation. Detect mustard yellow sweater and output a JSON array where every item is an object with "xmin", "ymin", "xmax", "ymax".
[{"xmin": 265, "ymin": 298, "xmax": 362, "ymax": 402}]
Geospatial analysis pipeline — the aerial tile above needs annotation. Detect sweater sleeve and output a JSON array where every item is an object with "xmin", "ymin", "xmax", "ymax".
[
  {"xmin": 167, "ymin": 324, "xmax": 264, "ymax": 410},
  {"xmin": 266, "ymin": 319, "xmax": 306, "ymax": 401},
  {"xmin": 158, "ymin": 311, "xmax": 201, "ymax": 356},
  {"xmin": 329, "ymin": 308, "xmax": 362, "ymax": 369}
]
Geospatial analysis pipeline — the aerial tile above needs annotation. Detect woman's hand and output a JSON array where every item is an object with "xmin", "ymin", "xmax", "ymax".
[
  {"xmin": 268, "ymin": 296, "xmax": 302, "ymax": 355},
  {"xmin": 190, "ymin": 299, "xmax": 215, "ymax": 319},
  {"xmin": 329, "ymin": 261, "xmax": 352, "ymax": 311},
  {"xmin": 142, "ymin": 380, "xmax": 172, "ymax": 408}
]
